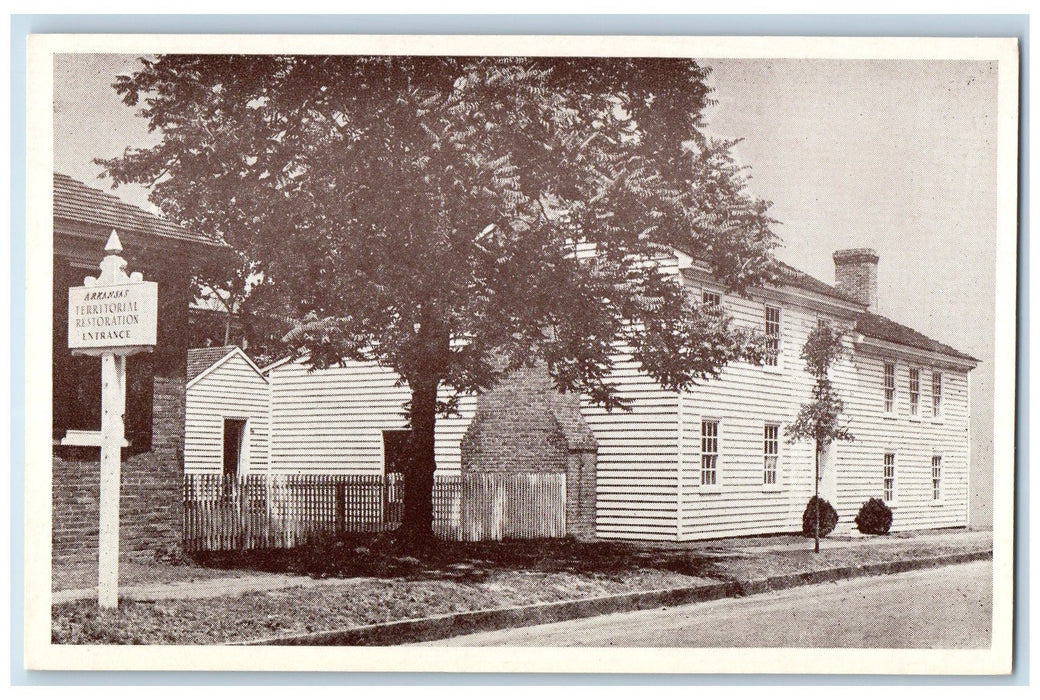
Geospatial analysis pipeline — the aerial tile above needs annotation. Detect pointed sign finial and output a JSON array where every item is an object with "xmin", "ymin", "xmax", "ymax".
[
  {"xmin": 105, "ymin": 230, "xmax": 123, "ymax": 254},
  {"xmin": 97, "ymin": 231, "xmax": 129, "ymax": 285}
]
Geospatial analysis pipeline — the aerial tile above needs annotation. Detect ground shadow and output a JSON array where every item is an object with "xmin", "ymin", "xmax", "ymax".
[{"xmin": 188, "ymin": 533, "xmax": 739, "ymax": 583}]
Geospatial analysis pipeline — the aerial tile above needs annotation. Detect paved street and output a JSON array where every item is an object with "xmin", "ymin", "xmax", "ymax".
[{"xmin": 423, "ymin": 560, "xmax": 992, "ymax": 648}]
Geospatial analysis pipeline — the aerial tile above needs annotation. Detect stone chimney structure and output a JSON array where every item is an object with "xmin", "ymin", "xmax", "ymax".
[{"xmin": 833, "ymin": 248, "xmax": 879, "ymax": 309}]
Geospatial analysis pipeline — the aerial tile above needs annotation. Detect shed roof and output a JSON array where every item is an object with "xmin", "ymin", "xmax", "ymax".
[{"xmin": 54, "ymin": 172, "xmax": 220, "ymax": 248}]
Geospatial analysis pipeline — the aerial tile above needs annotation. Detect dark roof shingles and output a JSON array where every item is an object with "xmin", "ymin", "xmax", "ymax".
[
  {"xmin": 770, "ymin": 261, "xmax": 975, "ymax": 363},
  {"xmin": 854, "ymin": 312, "xmax": 979, "ymax": 363},
  {"xmin": 54, "ymin": 172, "xmax": 219, "ymax": 247},
  {"xmin": 187, "ymin": 346, "xmax": 238, "ymax": 382},
  {"xmin": 774, "ymin": 260, "xmax": 861, "ymax": 304}
]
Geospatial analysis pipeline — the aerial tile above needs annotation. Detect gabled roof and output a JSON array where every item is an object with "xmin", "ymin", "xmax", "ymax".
[
  {"xmin": 260, "ymin": 253, "xmax": 978, "ymax": 372},
  {"xmin": 854, "ymin": 312, "xmax": 980, "ymax": 364},
  {"xmin": 187, "ymin": 346, "xmax": 240, "ymax": 383},
  {"xmin": 187, "ymin": 345, "xmax": 269, "ymax": 387},
  {"xmin": 54, "ymin": 172, "xmax": 220, "ymax": 248},
  {"xmin": 187, "ymin": 345, "xmax": 269, "ymax": 388},
  {"xmin": 687, "ymin": 253, "xmax": 976, "ymax": 364}
]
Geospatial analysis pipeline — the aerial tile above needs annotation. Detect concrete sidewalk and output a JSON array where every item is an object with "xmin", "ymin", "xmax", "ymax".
[
  {"xmin": 52, "ymin": 528, "xmax": 992, "ymax": 605},
  {"xmin": 52, "ymin": 572, "xmax": 383, "ymax": 604},
  {"xmin": 703, "ymin": 528, "xmax": 992, "ymax": 555}
]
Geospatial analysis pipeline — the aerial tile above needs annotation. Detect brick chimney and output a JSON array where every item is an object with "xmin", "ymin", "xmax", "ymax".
[{"xmin": 833, "ymin": 248, "xmax": 879, "ymax": 309}]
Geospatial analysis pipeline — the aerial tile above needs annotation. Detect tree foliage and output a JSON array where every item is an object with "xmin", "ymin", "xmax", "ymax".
[
  {"xmin": 100, "ymin": 55, "xmax": 781, "ymax": 545},
  {"xmin": 786, "ymin": 323, "xmax": 854, "ymax": 447}
]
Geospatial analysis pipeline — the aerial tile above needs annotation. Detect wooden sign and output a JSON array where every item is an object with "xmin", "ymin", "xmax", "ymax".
[
  {"xmin": 67, "ymin": 230, "xmax": 157, "ymax": 609},
  {"xmin": 68, "ymin": 280, "xmax": 158, "ymax": 350}
]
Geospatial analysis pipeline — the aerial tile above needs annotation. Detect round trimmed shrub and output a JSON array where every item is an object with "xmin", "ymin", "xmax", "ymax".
[
  {"xmin": 801, "ymin": 496, "xmax": 838, "ymax": 538},
  {"xmin": 855, "ymin": 497, "xmax": 893, "ymax": 535}
]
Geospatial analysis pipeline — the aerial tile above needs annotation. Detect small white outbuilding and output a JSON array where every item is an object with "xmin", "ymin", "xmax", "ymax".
[{"xmin": 185, "ymin": 345, "xmax": 269, "ymax": 476}]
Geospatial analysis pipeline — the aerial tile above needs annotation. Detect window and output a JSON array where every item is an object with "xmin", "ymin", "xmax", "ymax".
[
  {"xmin": 701, "ymin": 420, "xmax": 719, "ymax": 486},
  {"xmin": 763, "ymin": 424, "xmax": 779, "ymax": 485},
  {"xmin": 764, "ymin": 305, "xmax": 781, "ymax": 366},
  {"xmin": 932, "ymin": 456, "xmax": 942, "ymax": 501},
  {"xmin": 909, "ymin": 368, "xmax": 920, "ymax": 416},
  {"xmin": 883, "ymin": 363, "xmax": 896, "ymax": 413},
  {"xmin": 702, "ymin": 290, "xmax": 721, "ymax": 308},
  {"xmin": 932, "ymin": 371, "xmax": 943, "ymax": 417},
  {"xmin": 883, "ymin": 452, "xmax": 896, "ymax": 502}
]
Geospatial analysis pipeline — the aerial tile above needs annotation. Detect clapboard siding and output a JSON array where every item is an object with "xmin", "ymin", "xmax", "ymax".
[
  {"xmin": 265, "ymin": 353, "xmax": 684, "ymax": 539},
  {"xmin": 266, "ymin": 358, "xmax": 476, "ymax": 475},
  {"xmin": 834, "ymin": 355, "xmax": 971, "ymax": 532},
  {"xmin": 676, "ymin": 284, "xmax": 972, "ymax": 540},
  {"xmin": 185, "ymin": 351, "xmax": 270, "ymax": 475},
  {"xmin": 579, "ymin": 358, "xmax": 681, "ymax": 541},
  {"xmin": 678, "ymin": 290, "xmax": 820, "ymax": 540},
  {"xmin": 240, "ymin": 251, "xmax": 972, "ymax": 542}
]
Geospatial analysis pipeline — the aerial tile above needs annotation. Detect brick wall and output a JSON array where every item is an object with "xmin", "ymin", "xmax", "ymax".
[
  {"xmin": 461, "ymin": 366, "xmax": 572, "ymax": 473},
  {"xmin": 461, "ymin": 365, "xmax": 598, "ymax": 540},
  {"xmin": 151, "ymin": 376, "xmax": 185, "ymax": 459},
  {"xmin": 52, "ymin": 376, "xmax": 185, "ymax": 567},
  {"xmin": 565, "ymin": 450, "xmax": 597, "ymax": 541}
]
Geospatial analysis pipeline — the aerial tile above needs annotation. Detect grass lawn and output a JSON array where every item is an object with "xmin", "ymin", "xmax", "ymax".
[{"xmin": 51, "ymin": 531, "xmax": 991, "ymax": 645}]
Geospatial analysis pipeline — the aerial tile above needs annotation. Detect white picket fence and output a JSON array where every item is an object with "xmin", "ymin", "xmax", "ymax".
[{"xmin": 183, "ymin": 471, "xmax": 566, "ymax": 551}]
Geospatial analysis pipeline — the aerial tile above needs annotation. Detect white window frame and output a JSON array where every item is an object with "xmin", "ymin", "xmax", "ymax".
[
  {"xmin": 764, "ymin": 304, "xmax": 782, "ymax": 368},
  {"xmin": 932, "ymin": 370, "xmax": 943, "ymax": 420},
  {"xmin": 763, "ymin": 423, "xmax": 781, "ymax": 489},
  {"xmin": 909, "ymin": 367, "xmax": 921, "ymax": 419},
  {"xmin": 700, "ymin": 419, "xmax": 720, "ymax": 489},
  {"xmin": 931, "ymin": 455, "xmax": 943, "ymax": 503},
  {"xmin": 883, "ymin": 362, "xmax": 897, "ymax": 415},
  {"xmin": 883, "ymin": 452, "xmax": 896, "ymax": 503},
  {"xmin": 701, "ymin": 289, "xmax": 722, "ymax": 309}
]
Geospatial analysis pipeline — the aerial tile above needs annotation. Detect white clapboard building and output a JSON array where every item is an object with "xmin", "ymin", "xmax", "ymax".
[
  {"xmin": 185, "ymin": 345, "xmax": 270, "ymax": 477},
  {"xmin": 185, "ymin": 248, "xmax": 978, "ymax": 541}
]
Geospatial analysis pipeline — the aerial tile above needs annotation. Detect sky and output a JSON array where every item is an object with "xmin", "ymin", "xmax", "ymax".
[
  {"xmin": 696, "ymin": 58, "xmax": 998, "ymax": 527},
  {"xmin": 53, "ymin": 54, "xmax": 1000, "ymax": 524}
]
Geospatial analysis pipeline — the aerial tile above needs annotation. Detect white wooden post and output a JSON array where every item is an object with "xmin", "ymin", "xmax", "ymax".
[
  {"xmin": 67, "ymin": 231, "xmax": 157, "ymax": 609},
  {"xmin": 98, "ymin": 351, "xmax": 125, "ymax": 609}
]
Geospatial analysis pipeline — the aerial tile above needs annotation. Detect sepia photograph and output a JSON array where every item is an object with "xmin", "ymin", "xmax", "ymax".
[{"xmin": 23, "ymin": 33, "xmax": 1018, "ymax": 674}]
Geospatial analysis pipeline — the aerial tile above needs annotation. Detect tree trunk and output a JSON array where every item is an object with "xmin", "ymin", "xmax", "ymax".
[
  {"xmin": 400, "ymin": 377, "xmax": 438, "ymax": 551},
  {"xmin": 814, "ymin": 442, "xmax": 821, "ymax": 554}
]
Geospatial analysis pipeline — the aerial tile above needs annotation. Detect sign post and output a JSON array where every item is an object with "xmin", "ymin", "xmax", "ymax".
[{"xmin": 68, "ymin": 231, "xmax": 157, "ymax": 609}]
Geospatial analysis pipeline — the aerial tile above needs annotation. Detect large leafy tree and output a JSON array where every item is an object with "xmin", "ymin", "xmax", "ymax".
[{"xmin": 101, "ymin": 55, "xmax": 780, "ymax": 548}]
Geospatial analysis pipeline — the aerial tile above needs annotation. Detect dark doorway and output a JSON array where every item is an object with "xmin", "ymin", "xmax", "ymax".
[
  {"xmin": 382, "ymin": 429, "xmax": 412, "ymax": 476},
  {"xmin": 382, "ymin": 429, "xmax": 411, "ymax": 524},
  {"xmin": 222, "ymin": 418, "xmax": 247, "ymax": 478}
]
